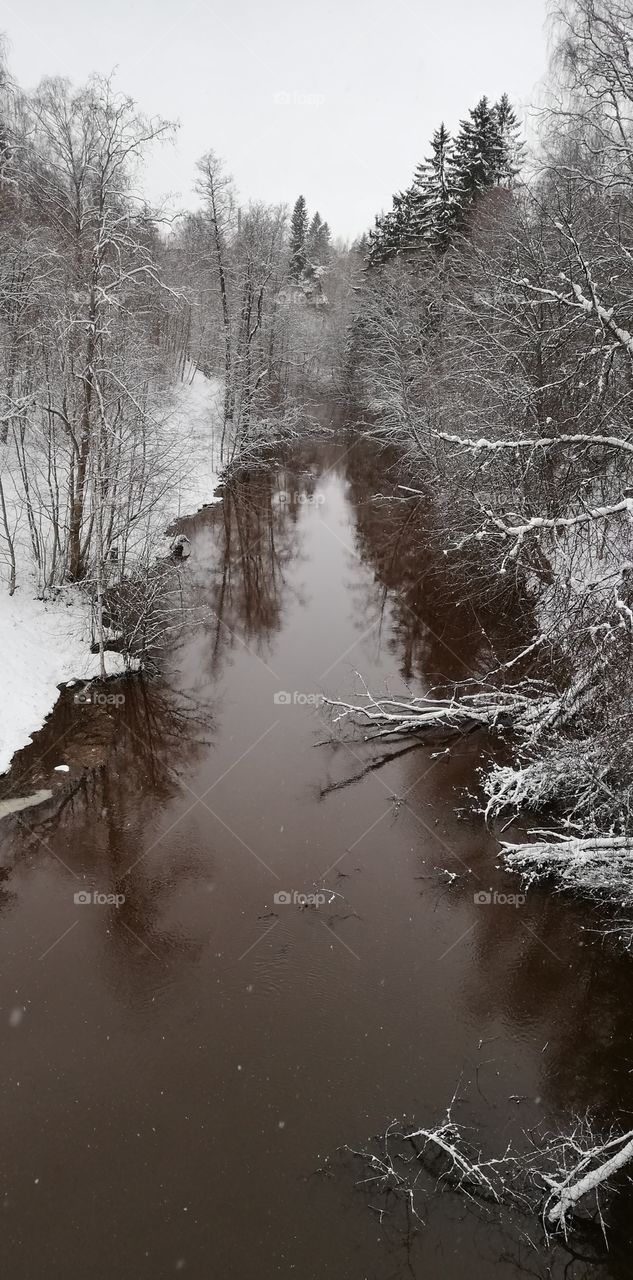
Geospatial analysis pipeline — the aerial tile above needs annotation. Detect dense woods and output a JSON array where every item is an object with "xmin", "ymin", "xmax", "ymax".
[{"xmin": 0, "ymin": 58, "xmax": 352, "ymax": 630}]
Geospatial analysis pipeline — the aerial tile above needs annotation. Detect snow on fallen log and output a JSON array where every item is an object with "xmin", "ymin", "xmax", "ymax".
[
  {"xmin": 544, "ymin": 1130, "xmax": 633, "ymax": 1229},
  {"xmin": 323, "ymin": 681, "xmax": 553, "ymax": 740},
  {"xmin": 345, "ymin": 1108, "xmax": 633, "ymax": 1245},
  {"xmin": 500, "ymin": 834, "xmax": 633, "ymax": 907}
]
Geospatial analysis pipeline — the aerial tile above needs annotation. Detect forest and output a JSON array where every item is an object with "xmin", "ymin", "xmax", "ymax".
[{"xmin": 344, "ymin": 0, "xmax": 633, "ymax": 923}]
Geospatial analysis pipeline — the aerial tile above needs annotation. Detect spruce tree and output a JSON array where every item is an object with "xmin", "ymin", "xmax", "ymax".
[
  {"xmin": 368, "ymin": 213, "xmax": 389, "ymax": 265},
  {"xmin": 409, "ymin": 123, "xmax": 457, "ymax": 251},
  {"xmin": 318, "ymin": 220, "xmax": 331, "ymax": 262},
  {"xmin": 494, "ymin": 93, "xmax": 525, "ymax": 186},
  {"xmin": 306, "ymin": 211, "xmax": 331, "ymax": 264},
  {"xmin": 392, "ymin": 190, "xmax": 414, "ymax": 248},
  {"xmin": 368, "ymin": 92, "xmax": 524, "ymax": 266},
  {"xmin": 368, "ymin": 190, "xmax": 416, "ymax": 264},
  {"xmin": 450, "ymin": 96, "xmax": 504, "ymax": 208},
  {"xmin": 306, "ymin": 211, "xmax": 322, "ymax": 258},
  {"xmin": 289, "ymin": 195, "xmax": 309, "ymax": 279}
]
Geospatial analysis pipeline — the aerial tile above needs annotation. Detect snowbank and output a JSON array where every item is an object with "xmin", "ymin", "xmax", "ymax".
[
  {"xmin": 0, "ymin": 587, "xmax": 128, "ymax": 775},
  {"xmin": 165, "ymin": 368, "xmax": 223, "ymax": 520},
  {"xmin": 0, "ymin": 369, "xmax": 222, "ymax": 776}
]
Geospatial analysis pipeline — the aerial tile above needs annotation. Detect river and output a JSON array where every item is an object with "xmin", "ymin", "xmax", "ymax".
[{"xmin": 0, "ymin": 435, "xmax": 631, "ymax": 1278}]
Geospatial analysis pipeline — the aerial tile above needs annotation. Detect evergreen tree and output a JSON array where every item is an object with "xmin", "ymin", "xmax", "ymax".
[
  {"xmin": 318, "ymin": 220, "xmax": 332, "ymax": 262},
  {"xmin": 353, "ymin": 232, "xmax": 369, "ymax": 256},
  {"xmin": 307, "ymin": 210, "xmax": 322, "ymax": 257},
  {"xmin": 289, "ymin": 194, "xmax": 308, "ymax": 279},
  {"xmin": 409, "ymin": 123, "xmax": 457, "ymax": 251},
  {"xmin": 392, "ymin": 190, "xmax": 414, "ymax": 247},
  {"xmin": 306, "ymin": 211, "xmax": 331, "ymax": 264},
  {"xmin": 449, "ymin": 96, "xmax": 504, "ymax": 207},
  {"xmin": 494, "ymin": 93, "xmax": 525, "ymax": 186},
  {"xmin": 368, "ymin": 213, "xmax": 389, "ymax": 265},
  {"xmin": 368, "ymin": 191, "xmax": 416, "ymax": 264},
  {"xmin": 368, "ymin": 93, "xmax": 523, "ymax": 265}
]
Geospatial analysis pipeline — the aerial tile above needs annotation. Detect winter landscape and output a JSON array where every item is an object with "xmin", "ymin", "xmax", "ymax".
[{"xmin": 2, "ymin": 1, "xmax": 633, "ymax": 1276}]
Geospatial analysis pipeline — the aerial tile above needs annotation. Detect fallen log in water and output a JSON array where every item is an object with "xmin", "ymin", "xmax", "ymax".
[
  {"xmin": 344, "ymin": 1106, "xmax": 633, "ymax": 1246},
  {"xmin": 323, "ymin": 682, "xmax": 554, "ymax": 740},
  {"xmin": 500, "ymin": 834, "xmax": 633, "ymax": 908}
]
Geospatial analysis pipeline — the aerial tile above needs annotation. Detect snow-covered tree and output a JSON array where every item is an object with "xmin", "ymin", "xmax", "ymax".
[
  {"xmin": 289, "ymin": 194, "xmax": 308, "ymax": 279},
  {"xmin": 368, "ymin": 190, "xmax": 416, "ymax": 264},
  {"xmin": 494, "ymin": 93, "xmax": 525, "ymax": 185},
  {"xmin": 307, "ymin": 210, "xmax": 322, "ymax": 257},
  {"xmin": 306, "ymin": 211, "xmax": 332, "ymax": 265},
  {"xmin": 409, "ymin": 123, "xmax": 458, "ymax": 251},
  {"xmin": 449, "ymin": 95, "xmax": 505, "ymax": 207}
]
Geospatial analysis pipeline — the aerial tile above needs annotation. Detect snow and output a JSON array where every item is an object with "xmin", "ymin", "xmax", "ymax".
[
  {"xmin": 0, "ymin": 583, "xmax": 129, "ymax": 777},
  {"xmin": 501, "ymin": 833, "xmax": 633, "ymax": 890},
  {"xmin": 163, "ymin": 368, "xmax": 224, "ymax": 521},
  {"xmin": 0, "ymin": 369, "xmax": 223, "ymax": 777}
]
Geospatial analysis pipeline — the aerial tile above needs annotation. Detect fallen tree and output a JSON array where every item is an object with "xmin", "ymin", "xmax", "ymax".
[
  {"xmin": 344, "ymin": 1105, "xmax": 633, "ymax": 1247},
  {"xmin": 322, "ymin": 655, "xmax": 633, "ymax": 938},
  {"xmin": 323, "ymin": 677, "xmax": 554, "ymax": 741},
  {"xmin": 500, "ymin": 833, "xmax": 633, "ymax": 913}
]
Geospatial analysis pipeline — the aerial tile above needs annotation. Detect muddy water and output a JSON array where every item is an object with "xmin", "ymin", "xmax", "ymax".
[{"xmin": 1, "ymin": 438, "xmax": 632, "ymax": 1279}]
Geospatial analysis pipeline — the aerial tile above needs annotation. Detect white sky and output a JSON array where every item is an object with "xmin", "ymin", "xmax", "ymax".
[{"xmin": 3, "ymin": 0, "xmax": 549, "ymax": 239}]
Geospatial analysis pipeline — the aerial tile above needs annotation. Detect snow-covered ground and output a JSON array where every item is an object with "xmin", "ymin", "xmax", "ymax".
[
  {"xmin": 165, "ymin": 367, "xmax": 224, "ymax": 520},
  {"xmin": 0, "ymin": 369, "xmax": 222, "ymax": 776},
  {"xmin": 0, "ymin": 588, "xmax": 130, "ymax": 776}
]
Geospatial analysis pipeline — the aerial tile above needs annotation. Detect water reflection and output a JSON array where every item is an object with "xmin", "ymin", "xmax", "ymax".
[
  {"xmin": 345, "ymin": 438, "xmax": 535, "ymax": 684},
  {"xmin": 0, "ymin": 436, "xmax": 631, "ymax": 1279}
]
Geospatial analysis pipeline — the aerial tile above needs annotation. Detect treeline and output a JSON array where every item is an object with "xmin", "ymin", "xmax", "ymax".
[
  {"xmin": 347, "ymin": 0, "xmax": 633, "ymax": 913},
  {"xmin": 0, "ymin": 55, "xmax": 350, "ymax": 616},
  {"xmin": 368, "ymin": 93, "xmax": 524, "ymax": 263},
  {"xmin": 289, "ymin": 195, "xmax": 332, "ymax": 279}
]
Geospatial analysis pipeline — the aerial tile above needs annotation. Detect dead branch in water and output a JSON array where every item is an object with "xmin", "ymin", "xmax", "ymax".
[
  {"xmin": 499, "ymin": 833, "xmax": 633, "ymax": 925},
  {"xmin": 323, "ymin": 675, "xmax": 552, "ymax": 741},
  {"xmin": 345, "ymin": 1107, "xmax": 633, "ymax": 1248}
]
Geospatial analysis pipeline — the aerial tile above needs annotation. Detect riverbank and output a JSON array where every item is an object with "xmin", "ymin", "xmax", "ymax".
[{"xmin": 0, "ymin": 368, "xmax": 222, "ymax": 775}]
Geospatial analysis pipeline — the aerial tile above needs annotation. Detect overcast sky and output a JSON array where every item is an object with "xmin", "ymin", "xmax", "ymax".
[{"xmin": 4, "ymin": 0, "xmax": 549, "ymax": 239}]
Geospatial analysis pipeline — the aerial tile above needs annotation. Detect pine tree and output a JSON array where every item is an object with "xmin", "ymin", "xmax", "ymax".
[
  {"xmin": 306, "ymin": 211, "xmax": 331, "ymax": 265},
  {"xmin": 318, "ymin": 220, "xmax": 331, "ymax": 262},
  {"xmin": 307, "ymin": 211, "xmax": 322, "ymax": 257},
  {"xmin": 392, "ymin": 190, "xmax": 414, "ymax": 247},
  {"xmin": 368, "ymin": 190, "xmax": 416, "ymax": 264},
  {"xmin": 450, "ymin": 96, "xmax": 504, "ymax": 208},
  {"xmin": 409, "ymin": 123, "xmax": 457, "ymax": 252},
  {"xmin": 368, "ymin": 213, "xmax": 389, "ymax": 265},
  {"xmin": 494, "ymin": 93, "xmax": 525, "ymax": 186},
  {"xmin": 353, "ymin": 232, "xmax": 369, "ymax": 256},
  {"xmin": 368, "ymin": 93, "xmax": 524, "ymax": 266},
  {"xmin": 289, "ymin": 195, "xmax": 308, "ymax": 279}
]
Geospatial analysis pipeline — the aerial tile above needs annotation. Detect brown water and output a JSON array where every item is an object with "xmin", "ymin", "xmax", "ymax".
[{"xmin": 1, "ymin": 437, "xmax": 632, "ymax": 1279}]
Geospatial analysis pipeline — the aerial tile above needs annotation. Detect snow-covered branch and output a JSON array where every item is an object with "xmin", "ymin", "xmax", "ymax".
[{"xmin": 345, "ymin": 1107, "xmax": 633, "ymax": 1246}]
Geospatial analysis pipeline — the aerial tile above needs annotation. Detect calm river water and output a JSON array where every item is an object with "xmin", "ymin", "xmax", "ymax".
[{"xmin": 0, "ymin": 437, "xmax": 632, "ymax": 1279}]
